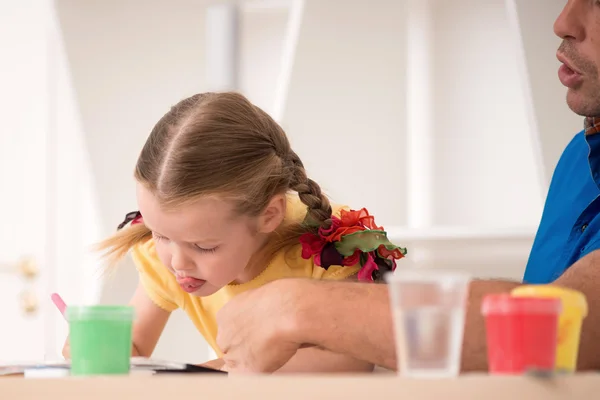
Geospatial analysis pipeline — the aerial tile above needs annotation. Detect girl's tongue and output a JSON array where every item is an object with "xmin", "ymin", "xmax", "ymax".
[{"xmin": 176, "ymin": 276, "xmax": 206, "ymax": 293}]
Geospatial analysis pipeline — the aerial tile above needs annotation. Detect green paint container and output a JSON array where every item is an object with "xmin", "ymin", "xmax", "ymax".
[{"xmin": 67, "ymin": 305, "xmax": 134, "ymax": 376}]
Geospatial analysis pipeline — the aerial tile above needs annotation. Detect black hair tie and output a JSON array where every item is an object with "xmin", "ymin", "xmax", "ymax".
[{"xmin": 117, "ymin": 211, "xmax": 142, "ymax": 230}]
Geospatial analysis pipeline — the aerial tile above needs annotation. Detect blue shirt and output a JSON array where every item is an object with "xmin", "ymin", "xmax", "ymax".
[{"xmin": 524, "ymin": 122, "xmax": 600, "ymax": 283}]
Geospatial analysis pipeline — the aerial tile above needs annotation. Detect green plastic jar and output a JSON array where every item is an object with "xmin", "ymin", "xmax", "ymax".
[{"xmin": 67, "ymin": 305, "xmax": 134, "ymax": 376}]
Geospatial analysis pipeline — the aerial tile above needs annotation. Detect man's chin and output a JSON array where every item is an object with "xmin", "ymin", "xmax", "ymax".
[{"xmin": 566, "ymin": 89, "xmax": 600, "ymax": 117}]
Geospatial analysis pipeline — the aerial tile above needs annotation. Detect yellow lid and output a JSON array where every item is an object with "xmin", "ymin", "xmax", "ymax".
[{"xmin": 511, "ymin": 285, "xmax": 588, "ymax": 317}]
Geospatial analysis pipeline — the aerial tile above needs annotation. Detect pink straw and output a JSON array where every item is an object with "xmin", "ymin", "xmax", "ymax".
[{"xmin": 50, "ymin": 293, "xmax": 67, "ymax": 320}]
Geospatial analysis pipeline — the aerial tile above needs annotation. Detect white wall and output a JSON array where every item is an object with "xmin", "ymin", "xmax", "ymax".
[
  {"xmin": 430, "ymin": 0, "xmax": 543, "ymax": 228},
  {"xmin": 239, "ymin": 6, "xmax": 289, "ymax": 114},
  {"xmin": 281, "ymin": 0, "xmax": 409, "ymax": 226},
  {"xmin": 276, "ymin": 0, "xmax": 544, "ymax": 230}
]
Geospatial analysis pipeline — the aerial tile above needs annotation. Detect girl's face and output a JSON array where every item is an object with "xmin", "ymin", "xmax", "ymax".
[{"xmin": 136, "ymin": 184, "xmax": 285, "ymax": 297}]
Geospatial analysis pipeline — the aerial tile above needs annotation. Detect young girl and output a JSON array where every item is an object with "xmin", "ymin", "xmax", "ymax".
[{"xmin": 63, "ymin": 92, "xmax": 406, "ymax": 373}]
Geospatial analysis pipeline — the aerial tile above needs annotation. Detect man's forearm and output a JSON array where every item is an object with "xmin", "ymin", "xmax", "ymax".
[
  {"xmin": 296, "ymin": 280, "xmax": 397, "ymax": 369},
  {"xmin": 460, "ymin": 279, "xmax": 520, "ymax": 371},
  {"xmin": 293, "ymin": 278, "xmax": 519, "ymax": 371},
  {"xmin": 555, "ymin": 251, "xmax": 600, "ymax": 370}
]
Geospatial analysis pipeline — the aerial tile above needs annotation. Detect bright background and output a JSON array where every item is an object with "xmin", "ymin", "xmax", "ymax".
[{"xmin": 0, "ymin": 0, "xmax": 581, "ymax": 364}]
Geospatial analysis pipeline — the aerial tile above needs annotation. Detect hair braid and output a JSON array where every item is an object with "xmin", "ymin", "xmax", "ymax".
[{"xmin": 287, "ymin": 151, "xmax": 333, "ymax": 230}]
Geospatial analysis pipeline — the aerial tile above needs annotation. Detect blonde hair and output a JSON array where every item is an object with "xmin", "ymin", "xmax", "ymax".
[{"xmin": 98, "ymin": 92, "xmax": 332, "ymax": 268}]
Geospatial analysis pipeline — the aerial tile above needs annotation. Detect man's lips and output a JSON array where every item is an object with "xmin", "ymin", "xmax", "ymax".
[
  {"xmin": 557, "ymin": 52, "xmax": 584, "ymax": 88},
  {"xmin": 557, "ymin": 52, "xmax": 582, "ymax": 75}
]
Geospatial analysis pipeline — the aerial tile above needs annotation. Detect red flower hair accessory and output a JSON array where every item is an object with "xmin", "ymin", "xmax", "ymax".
[{"xmin": 299, "ymin": 208, "xmax": 407, "ymax": 282}]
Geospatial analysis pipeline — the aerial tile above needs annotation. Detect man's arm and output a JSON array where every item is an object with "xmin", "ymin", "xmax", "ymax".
[
  {"xmin": 293, "ymin": 280, "xmax": 396, "ymax": 369},
  {"xmin": 217, "ymin": 250, "xmax": 600, "ymax": 373},
  {"xmin": 554, "ymin": 250, "xmax": 600, "ymax": 370},
  {"xmin": 299, "ymin": 250, "xmax": 600, "ymax": 371},
  {"xmin": 216, "ymin": 277, "xmax": 518, "ymax": 372},
  {"xmin": 295, "ymin": 278, "xmax": 515, "ymax": 371},
  {"xmin": 459, "ymin": 279, "xmax": 520, "ymax": 371}
]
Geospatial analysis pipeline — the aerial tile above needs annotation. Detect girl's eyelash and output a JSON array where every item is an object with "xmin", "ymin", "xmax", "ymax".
[
  {"xmin": 154, "ymin": 232, "xmax": 217, "ymax": 253},
  {"xmin": 194, "ymin": 245, "xmax": 218, "ymax": 254},
  {"xmin": 153, "ymin": 233, "xmax": 166, "ymax": 241}
]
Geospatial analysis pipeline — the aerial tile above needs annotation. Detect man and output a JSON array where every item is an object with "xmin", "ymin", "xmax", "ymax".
[{"xmin": 216, "ymin": 0, "xmax": 600, "ymax": 373}]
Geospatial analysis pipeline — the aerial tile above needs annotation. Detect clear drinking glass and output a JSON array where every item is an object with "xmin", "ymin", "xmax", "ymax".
[{"xmin": 386, "ymin": 270, "xmax": 471, "ymax": 378}]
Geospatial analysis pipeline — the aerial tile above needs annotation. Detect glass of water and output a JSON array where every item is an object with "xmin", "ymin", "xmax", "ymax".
[{"xmin": 386, "ymin": 269, "xmax": 471, "ymax": 378}]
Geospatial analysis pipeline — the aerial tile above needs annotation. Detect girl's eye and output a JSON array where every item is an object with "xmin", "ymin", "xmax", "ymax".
[
  {"xmin": 153, "ymin": 233, "xmax": 169, "ymax": 242},
  {"xmin": 194, "ymin": 245, "xmax": 218, "ymax": 254}
]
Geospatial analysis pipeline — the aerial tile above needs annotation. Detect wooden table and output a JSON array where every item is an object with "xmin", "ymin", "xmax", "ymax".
[{"xmin": 1, "ymin": 373, "xmax": 599, "ymax": 399}]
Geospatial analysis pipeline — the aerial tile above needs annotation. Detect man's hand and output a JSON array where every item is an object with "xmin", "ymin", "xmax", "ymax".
[{"xmin": 216, "ymin": 279, "xmax": 308, "ymax": 373}]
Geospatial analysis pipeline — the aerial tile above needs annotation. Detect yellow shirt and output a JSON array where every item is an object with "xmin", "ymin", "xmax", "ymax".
[{"xmin": 131, "ymin": 196, "xmax": 359, "ymax": 355}]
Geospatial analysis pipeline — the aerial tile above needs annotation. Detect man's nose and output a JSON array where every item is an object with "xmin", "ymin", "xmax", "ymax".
[{"xmin": 554, "ymin": 0, "xmax": 586, "ymax": 42}]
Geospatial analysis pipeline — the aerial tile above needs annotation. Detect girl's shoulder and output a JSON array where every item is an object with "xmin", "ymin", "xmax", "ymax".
[
  {"xmin": 130, "ymin": 238, "xmax": 171, "ymax": 278},
  {"xmin": 131, "ymin": 237, "xmax": 158, "ymax": 261},
  {"xmin": 271, "ymin": 243, "xmax": 361, "ymax": 281}
]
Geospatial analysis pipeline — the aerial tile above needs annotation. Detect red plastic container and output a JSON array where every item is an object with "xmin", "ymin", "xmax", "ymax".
[{"xmin": 481, "ymin": 294, "xmax": 561, "ymax": 375}]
